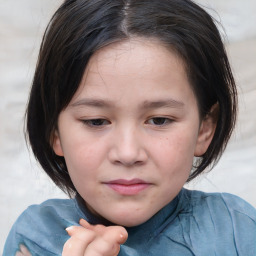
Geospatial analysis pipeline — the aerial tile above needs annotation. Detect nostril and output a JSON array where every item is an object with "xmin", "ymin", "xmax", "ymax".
[
  {"xmin": 115, "ymin": 159, "xmax": 145, "ymax": 167},
  {"xmin": 108, "ymin": 145, "xmax": 148, "ymax": 166}
]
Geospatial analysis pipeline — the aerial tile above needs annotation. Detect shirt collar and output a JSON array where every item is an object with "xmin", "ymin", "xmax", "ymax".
[{"xmin": 74, "ymin": 189, "xmax": 183, "ymax": 244}]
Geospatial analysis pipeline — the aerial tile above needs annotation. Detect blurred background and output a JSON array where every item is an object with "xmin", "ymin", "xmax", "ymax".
[{"xmin": 0, "ymin": 0, "xmax": 255, "ymax": 253}]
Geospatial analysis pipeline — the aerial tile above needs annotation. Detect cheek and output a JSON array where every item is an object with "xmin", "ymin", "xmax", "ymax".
[
  {"xmin": 152, "ymin": 132, "xmax": 196, "ymax": 174},
  {"xmin": 64, "ymin": 141, "xmax": 105, "ymax": 180},
  {"xmin": 65, "ymin": 144, "xmax": 104, "ymax": 198}
]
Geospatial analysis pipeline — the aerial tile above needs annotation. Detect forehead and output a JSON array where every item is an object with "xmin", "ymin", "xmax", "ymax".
[
  {"xmin": 69, "ymin": 38, "xmax": 196, "ymax": 109},
  {"xmin": 87, "ymin": 38, "xmax": 185, "ymax": 78}
]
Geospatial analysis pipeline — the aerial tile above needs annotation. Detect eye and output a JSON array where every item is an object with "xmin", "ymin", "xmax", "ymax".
[
  {"xmin": 82, "ymin": 119, "xmax": 110, "ymax": 127},
  {"xmin": 146, "ymin": 117, "xmax": 172, "ymax": 126}
]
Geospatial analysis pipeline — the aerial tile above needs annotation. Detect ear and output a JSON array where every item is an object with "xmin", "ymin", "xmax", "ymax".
[
  {"xmin": 52, "ymin": 130, "xmax": 64, "ymax": 156},
  {"xmin": 194, "ymin": 103, "xmax": 218, "ymax": 157}
]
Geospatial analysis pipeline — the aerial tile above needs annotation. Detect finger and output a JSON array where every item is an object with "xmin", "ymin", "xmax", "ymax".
[
  {"xmin": 79, "ymin": 219, "xmax": 121, "ymax": 243},
  {"xmin": 62, "ymin": 226, "xmax": 96, "ymax": 256},
  {"xmin": 66, "ymin": 226, "xmax": 96, "ymax": 242},
  {"xmin": 79, "ymin": 219, "xmax": 92, "ymax": 229},
  {"xmin": 62, "ymin": 236, "xmax": 88, "ymax": 256},
  {"xmin": 15, "ymin": 245, "xmax": 32, "ymax": 256},
  {"xmin": 64, "ymin": 225, "xmax": 121, "ymax": 256},
  {"xmin": 79, "ymin": 219, "xmax": 128, "ymax": 245},
  {"xmin": 15, "ymin": 252, "xmax": 24, "ymax": 256},
  {"xmin": 104, "ymin": 226, "xmax": 128, "ymax": 245},
  {"xmin": 84, "ymin": 237, "xmax": 120, "ymax": 256}
]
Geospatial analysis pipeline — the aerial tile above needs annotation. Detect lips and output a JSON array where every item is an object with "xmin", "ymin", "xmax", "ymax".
[{"xmin": 103, "ymin": 179, "xmax": 151, "ymax": 195}]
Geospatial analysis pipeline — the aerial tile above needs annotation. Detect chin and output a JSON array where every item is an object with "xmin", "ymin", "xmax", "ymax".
[
  {"xmin": 113, "ymin": 219, "xmax": 147, "ymax": 228},
  {"xmin": 106, "ymin": 212, "xmax": 152, "ymax": 227}
]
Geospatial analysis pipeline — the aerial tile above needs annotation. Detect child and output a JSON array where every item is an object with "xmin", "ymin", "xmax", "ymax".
[{"xmin": 4, "ymin": 0, "xmax": 256, "ymax": 255}]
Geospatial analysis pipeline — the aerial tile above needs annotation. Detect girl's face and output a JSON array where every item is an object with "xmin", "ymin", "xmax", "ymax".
[{"xmin": 53, "ymin": 39, "xmax": 215, "ymax": 227}]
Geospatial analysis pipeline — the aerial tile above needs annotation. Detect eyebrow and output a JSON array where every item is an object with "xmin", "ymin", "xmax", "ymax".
[
  {"xmin": 141, "ymin": 99, "xmax": 184, "ymax": 109},
  {"xmin": 70, "ymin": 99, "xmax": 113, "ymax": 108},
  {"xmin": 70, "ymin": 98, "xmax": 184, "ymax": 109}
]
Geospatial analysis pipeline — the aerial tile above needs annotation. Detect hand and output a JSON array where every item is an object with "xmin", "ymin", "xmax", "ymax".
[
  {"xmin": 62, "ymin": 219, "xmax": 128, "ymax": 256},
  {"xmin": 15, "ymin": 244, "xmax": 32, "ymax": 256}
]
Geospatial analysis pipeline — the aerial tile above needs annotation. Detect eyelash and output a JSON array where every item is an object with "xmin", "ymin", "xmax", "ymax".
[
  {"xmin": 146, "ymin": 117, "xmax": 173, "ymax": 126},
  {"xmin": 81, "ymin": 119, "xmax": 111, "ymax": 127},
  {"xmin": 81, "ymin": 117, "xmax": 173, "ymax": 128}
]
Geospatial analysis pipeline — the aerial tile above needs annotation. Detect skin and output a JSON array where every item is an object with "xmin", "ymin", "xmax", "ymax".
[
  {"xmin": 52, "ymin": 38, "xmax": 217, "ymax": 255},
  {"xmin": 63, "ymin": 219, "xmax": 127, "ymax": 256},
  {"xmin": 15, "ymin": 245, "xmax": 31, "ymax": 256}
]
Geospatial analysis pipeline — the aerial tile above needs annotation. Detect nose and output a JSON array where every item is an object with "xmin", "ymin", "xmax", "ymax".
[{"xmin": 108, "ymin": 126, "xmax": 148, "ymax": 166}]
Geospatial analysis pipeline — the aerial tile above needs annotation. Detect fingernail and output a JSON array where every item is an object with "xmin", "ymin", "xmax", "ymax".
[{"xmin": 65, "ymin": 226, "xmax": 74, "ymax": 233}]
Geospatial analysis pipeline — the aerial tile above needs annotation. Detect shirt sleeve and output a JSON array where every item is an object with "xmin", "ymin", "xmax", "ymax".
[
  {"xmin": 3, "ymin": 203, "xmax": 71, "ymax": 256},
  {"xmin": 3, "ymin": 221, "xmax": 23, "ymax": 256},
  {"xmin": 3, "ymin": 214, "xmax": 58, "ymax": 256}
]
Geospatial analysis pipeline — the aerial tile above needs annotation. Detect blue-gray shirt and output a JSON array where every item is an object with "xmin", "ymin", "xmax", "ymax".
[{"xmin": 3, "ymin": 188, "xmax": 256, "ymax": 255}]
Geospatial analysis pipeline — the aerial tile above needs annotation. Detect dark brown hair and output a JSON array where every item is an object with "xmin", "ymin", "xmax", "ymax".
[{"xmin": 26, "ymin": 0, "xmax": 237, "ymax": 195}]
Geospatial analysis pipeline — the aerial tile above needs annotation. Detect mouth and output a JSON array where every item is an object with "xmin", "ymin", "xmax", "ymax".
[{"xmin": 103, "ymin": 179, "xmax": 152, "ymax": 196}]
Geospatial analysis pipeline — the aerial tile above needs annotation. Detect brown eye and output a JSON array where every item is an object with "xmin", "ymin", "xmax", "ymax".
[
  {"xmin": 82, "ymin": 119, "xmax": 110, "ymax": 127},
  {"xmin": 147, "ymin": 117, "xmax": 172, "ymax": 126}
]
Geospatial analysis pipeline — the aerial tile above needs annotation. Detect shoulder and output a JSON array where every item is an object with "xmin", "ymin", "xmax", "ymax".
[
  {"xmin": 4, "ymin": 198, "xmax": 80, "ymax": 255},
  {"xmin": 146, "ymin": 190, "xmax": 256, "ymax": 255},
  {"xmin": 171, "ymin": 189, "xmax": 256, "ymax": 255},
  {"xmin": 25, "ymin": 198, "xmax": 78, "ymax": 220},
  {"xmin": 17, "ymin": 198, "xmax": 81, "ymax": 230},
  {"xmin": 182, "ymin": 188, "xmax": 256, "ymax": 220},
  {"xmin": 16, "ymin": 197, "xmax": 82, "ymax": 236}
]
